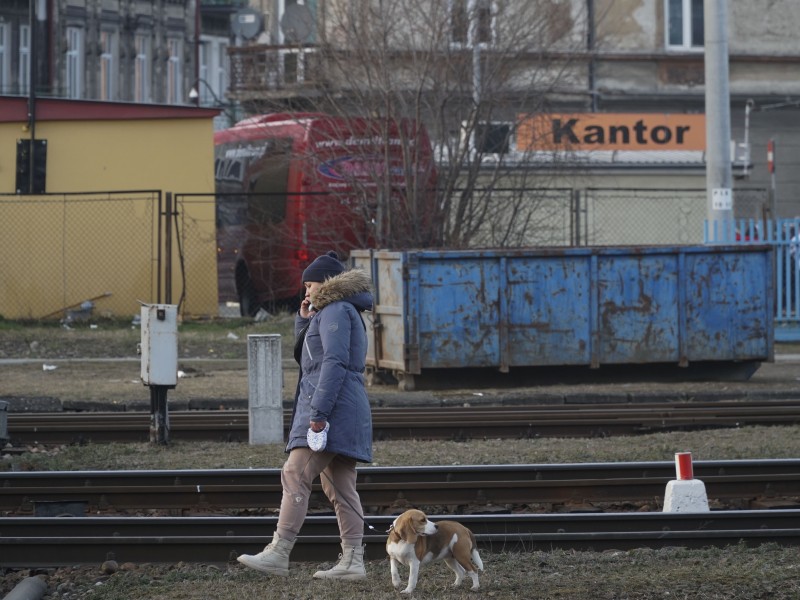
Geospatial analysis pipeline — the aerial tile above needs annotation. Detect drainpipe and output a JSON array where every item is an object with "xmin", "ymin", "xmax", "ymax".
[
  {"xmin": 27, "ymin": 0, "xmax": 37, "ymax": 193},
  {"xmin": 195, "ymin": 0, "xmax": 201, "ymax": 101},
  {"xmin": 587, "ymin": 0, "xmax": 597, "ymax": 112},
  {"xmin": 742, "ymin": 99, "xmax": 754, "ymax": 178},
  {"xmin": 48, "ymin": 0, "xmax": 54, "ymax": 91}
]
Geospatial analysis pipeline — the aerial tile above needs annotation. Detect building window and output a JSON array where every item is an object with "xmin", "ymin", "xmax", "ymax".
[
  {"xmin": 99, "ymin": 29, "xmax": 118, "ymax": 101},
  {"xmin": 66, "ymin": 26, "xmax": 84, "ymax": 99},
  {"xmin": 0, "ymin": 22, "xmax": 10, "ymax": 94},
  {"xmin": 134, "ymin": 33, "xmax": 151, "ymax": 103},
  {"xmin": 19, "ymin": 24, "xmax": 30, "ymax": 95},
  {"xmin": 198, "ymin": 39, "xmax": 210, "ymax": 104},
  {"xmin": 216, "ymin": 41, "xmax": 228, "ymax": 99},
  {"xmin": 449, "ymin": 0, "xmax": 494, "ymax": 46},
  {"xmin": 667, "ymin": 0, "xmax": 704, "ymax": 50},
  {"xmin": 450, "ymin": 0, "xmax": 468, "ymax": 44},
  {"xmin": 198, "ymin": 35, "xmax": 229, "ymax": 105},
  {"xmin": 167, "ymin": 38, "xmax": 182, "ymax": 104}
]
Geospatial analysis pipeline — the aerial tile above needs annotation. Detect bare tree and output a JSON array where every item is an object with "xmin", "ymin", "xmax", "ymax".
[{"xmin": 250, "ymin": 0, "xmax": 591, "ymax": 249}]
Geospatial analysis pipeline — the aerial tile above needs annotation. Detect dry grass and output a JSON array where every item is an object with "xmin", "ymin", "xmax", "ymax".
[
  {"xmin": 7, "ymin": 542, "xmax": 800, "ymax": 600},
  {"xmin": 0, "ymin": 315, "xmax": 295, "ymax": 361},
  {"xmin": 8, "ymin": 424, "xmax": 800, "ymax": 472}
]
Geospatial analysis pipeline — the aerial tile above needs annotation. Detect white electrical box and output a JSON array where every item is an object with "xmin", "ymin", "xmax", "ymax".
[{"xmin": 140, "ymin": 304, "xmax": 178, "ymax": 386}]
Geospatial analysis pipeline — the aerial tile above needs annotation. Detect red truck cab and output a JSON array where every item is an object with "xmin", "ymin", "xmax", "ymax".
[{"xmin": 214, "ymin": 113, "xmax": 437, "ymax": 316}]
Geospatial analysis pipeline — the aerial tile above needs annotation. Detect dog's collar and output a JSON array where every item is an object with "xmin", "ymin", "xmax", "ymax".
[{"xmin": 386, "ymin": 524, "xmax": 429, "ymax": 538}]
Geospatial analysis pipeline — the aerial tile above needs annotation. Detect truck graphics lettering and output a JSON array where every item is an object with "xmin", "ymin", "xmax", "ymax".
[
  {"xmin": 317, "ymin": 155, "xmax": 405, "ymax": 181},
  {"xmin": 315, "ymin": 135, "xmax": 404, "ymax": 149}
]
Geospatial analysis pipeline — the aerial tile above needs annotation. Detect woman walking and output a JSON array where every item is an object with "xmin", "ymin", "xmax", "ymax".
[{"xmin": 237, "ymin": 251, "xmax": 374, "ymax": 580}]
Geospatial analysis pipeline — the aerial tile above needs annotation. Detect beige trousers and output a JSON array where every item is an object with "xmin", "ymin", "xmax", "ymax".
[{"xmin": 276, "ymin": 447, "xmax": 365, "ymax": 545}]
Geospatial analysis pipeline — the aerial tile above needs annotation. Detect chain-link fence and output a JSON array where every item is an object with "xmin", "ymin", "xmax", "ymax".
[
  {"xmin": 580, "ymin": 187, "xmax": 769, "ymax": 246},
  {"xmin": 583, "ymin": 188, "xmax": 707, "ymax": 245},
  {"xmin": 0, "ymin": 191, "xmax": 160, "ymax": 320},
  {"xmin": 455, "ymin": 187, "xmax": 576, "ymax": 247},
  {"xmin": 172, "ymin": 194, "xmax": 220, "ymax": 318},
  {"xmin": 2, "ymin": 186, "xmax": 770, "ymax": 320}
]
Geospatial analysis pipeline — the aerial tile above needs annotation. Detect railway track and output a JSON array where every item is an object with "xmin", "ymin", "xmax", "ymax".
[
  {"xmin": 3, "ymin": 460, "xmax": 799, "ymax": 514},
  {"xmin": 7, "ymin": 400, "xmax": 800, "ymax": 443},
  {"xmin": 2, "ymin": 510, "xmax": 799, "ymax": 567}
]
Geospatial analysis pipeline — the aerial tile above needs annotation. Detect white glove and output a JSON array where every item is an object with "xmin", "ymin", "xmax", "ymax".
[{"xmin": 307, "ymin": 422, "xmax": 330, "ymax": 451}]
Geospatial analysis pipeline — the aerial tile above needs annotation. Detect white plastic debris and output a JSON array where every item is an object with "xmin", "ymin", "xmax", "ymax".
[{"xmin": 42, "ymin": 364, "xmax": 58, "ymax": 371}]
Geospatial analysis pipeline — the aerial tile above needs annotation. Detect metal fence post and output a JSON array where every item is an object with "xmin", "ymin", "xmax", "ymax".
[
  {"xmin": 164, "ymin": 191, "xmax": 173, "ymax": 305},
  {"xmin": 573, "ymin": 188, "xmax": 581, "ymax": 246},
  {"xmin": 247, "ymin": 334, "xmax": 284, "ymax": 444},
  {"xmin": 0, "ymin": 400, "xmax": 8, "ymax": 443}
]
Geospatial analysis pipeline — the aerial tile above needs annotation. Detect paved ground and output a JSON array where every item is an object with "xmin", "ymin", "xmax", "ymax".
[
  {"xmin": 367, "ymin": 354, "xmax": 800, "ymax": 406},
  {"xmin": 2, "ymin": 353, "xmax": 799, "ymax": 413}
]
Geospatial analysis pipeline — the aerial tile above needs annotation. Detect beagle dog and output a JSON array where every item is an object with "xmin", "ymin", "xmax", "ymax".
[{"xmin": 386, "ymin": 508, "xmax": 484, "ymax": 594}]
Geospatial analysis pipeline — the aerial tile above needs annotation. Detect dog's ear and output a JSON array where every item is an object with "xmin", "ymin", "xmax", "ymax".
[{"xmin": 396, "ymin": 513, "xmax": 418, "ymax": 543}]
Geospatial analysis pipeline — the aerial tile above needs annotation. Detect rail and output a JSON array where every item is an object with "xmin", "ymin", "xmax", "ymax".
[
  {"xmin": 2, "ymin": 460, "xmax": 799, "ymax": 514},
  {"xmin": 2, "ymin": 511, "xmax": 800, "ymax": 567},
  {"xmin": 8, "ymin": 401, "xmax": 800, "ymax": 444}
]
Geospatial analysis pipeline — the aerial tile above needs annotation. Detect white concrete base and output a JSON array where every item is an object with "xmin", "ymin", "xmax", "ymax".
[{"xmin": 663, "ymin": 479, "xmax": 710, "ymax": 512}]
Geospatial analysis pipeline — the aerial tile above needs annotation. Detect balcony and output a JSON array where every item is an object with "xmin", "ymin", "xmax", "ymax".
[
  {"xmin": 228, "ymin": 44, "xmax": 322, "ymax": 101},
  {"xmin": 200, "ymin": 0, "xmax": 249, "ymax": 6}
]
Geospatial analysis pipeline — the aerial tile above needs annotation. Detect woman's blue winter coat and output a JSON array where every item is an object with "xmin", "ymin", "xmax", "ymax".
[{"xmin": 289, "ymin": 269, "xmax": 373, "ymax": 463}]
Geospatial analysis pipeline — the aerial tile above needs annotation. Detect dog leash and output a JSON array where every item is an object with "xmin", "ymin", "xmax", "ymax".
[
  {"xmin": 319, "ymin": 469, "xmax": 387, "ymax": 533},
  {"xmin": 298, "ymin": 450, "xmax": 386, "ymax": 534}
]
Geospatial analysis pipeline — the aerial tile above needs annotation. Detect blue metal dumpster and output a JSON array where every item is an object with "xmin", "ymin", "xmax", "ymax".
[{"xmin": 351, "ymin": 246, "xmax": 774, "ymax": 390}]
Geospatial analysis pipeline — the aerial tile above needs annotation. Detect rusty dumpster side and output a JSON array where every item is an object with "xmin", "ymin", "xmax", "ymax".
[{"xmin": 351, "ymin": 246, "xmax": 774, "ymax": 389}]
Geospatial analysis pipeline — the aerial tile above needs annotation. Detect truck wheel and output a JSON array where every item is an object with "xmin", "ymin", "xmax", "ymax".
[
  {"xmin": 237, "ymin": 272, "xmax": 260, "ymax": 318},
  {"xmin": 395, "ymin": 371, "xmax": 415, "ymax": 391}
]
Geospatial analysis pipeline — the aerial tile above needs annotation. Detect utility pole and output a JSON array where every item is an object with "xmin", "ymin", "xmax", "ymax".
[
  {"xmin": 704, "ymin": 0, "xmax": 734, "ymax": 241},
  {"xmin": 470, "ymin": 0, "xmax": 482, "ymax": 155}
]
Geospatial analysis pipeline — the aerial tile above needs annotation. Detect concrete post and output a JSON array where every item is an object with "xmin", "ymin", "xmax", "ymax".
[
  {"xmin": 0, "ymin": 400, "xmax": 8, "ymax": 442},
  {"xmin": 704, "ymin": 0, "xmax": 734, "ymax": 240},
  {"xmin": 2, "ymin": 576, "xmax": 48, "ymax": 600},
  {"xmin": 247, "ymin": 334, "xmax": 283, "ymax": 444}
]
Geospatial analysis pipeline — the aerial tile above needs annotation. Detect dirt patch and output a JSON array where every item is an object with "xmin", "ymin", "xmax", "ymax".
[
  {"xmin": 2, "ymin": 321, "xmax": 800, "ymax": 410},
  {"xmin": 3, "ymin": 356, "xmax": 800, "ymax": 414}
]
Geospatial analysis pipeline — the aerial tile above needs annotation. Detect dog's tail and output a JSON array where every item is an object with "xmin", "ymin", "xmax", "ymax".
[
  {"xmin": 468, "ymin": 530, "xmax": 484, "ymax": 571},
  {"xmin": 471, "ymin": 548, "xmax": 484, "ymax": 571}
]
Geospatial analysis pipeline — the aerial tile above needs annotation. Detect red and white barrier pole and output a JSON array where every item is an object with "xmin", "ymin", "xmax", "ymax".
[
  {"xmin": 675, "ymin": 451, "xmax": 694, "ymax": 480},
  {"xmin": 663, "ymin": 451, "xmax": 709, "ymax": 513}
]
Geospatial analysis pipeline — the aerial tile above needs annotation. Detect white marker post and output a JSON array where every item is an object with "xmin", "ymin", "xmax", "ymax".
[
  {"xmin": 663, "ymin": 451, "xmax": 710, "ymax": 513},
  {"xmin": 247, "ymin": 334, "xmax": 283, "ymax": 444}
]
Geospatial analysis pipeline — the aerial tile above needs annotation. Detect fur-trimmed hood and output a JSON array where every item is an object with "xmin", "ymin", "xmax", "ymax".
[{"xmin": 310, "ymin": 268, "xmax": 373, "ymax": 312}]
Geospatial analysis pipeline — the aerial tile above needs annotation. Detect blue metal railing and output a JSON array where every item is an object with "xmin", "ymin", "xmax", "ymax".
[{"xmin": 705, "ymin": 218, "xmax": 800, "ymax": 327}]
